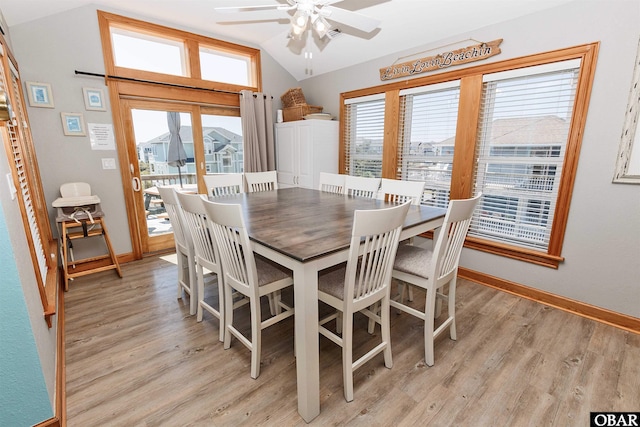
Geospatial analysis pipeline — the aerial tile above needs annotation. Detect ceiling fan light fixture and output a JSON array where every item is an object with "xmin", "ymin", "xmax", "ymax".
[
  {"xmin": 292, "ymin": 9, "xmax": 308, "ymax": 28},
  {"xmin": 311, "ymin": 14, "xmax": 331, "ymax": 38}
]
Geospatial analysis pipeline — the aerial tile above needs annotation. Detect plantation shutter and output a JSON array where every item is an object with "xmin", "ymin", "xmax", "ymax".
[
  {"xmin": 469, "ymin": 59, "xmax": 580, "ymax": 251},
  {"xmin": 0, "ymin": 44, "xmax": 56, "ymax": 322}
]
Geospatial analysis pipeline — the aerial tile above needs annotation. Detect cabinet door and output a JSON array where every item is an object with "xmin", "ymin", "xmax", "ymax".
[
  {"xmin": 296, "ymin": 124, "xmax": 314, "ymax": 189},
  {"xmin": 275, "ymin": 125, "xmax": 297, "ymax": 187}
]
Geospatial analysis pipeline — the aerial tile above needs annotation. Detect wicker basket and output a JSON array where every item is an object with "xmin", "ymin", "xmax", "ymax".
[
  {"xmin": 281, "ymin": 88, "xmax": 307, "ymax": 107},
  {"xmin": 283, "ymin": 104, "xmax": 323, "ymax": 122}
]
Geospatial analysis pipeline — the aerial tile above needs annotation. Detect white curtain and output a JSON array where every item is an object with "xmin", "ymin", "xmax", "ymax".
[{"xmin": 240, "ymin": 90, "xmax": 275, "ymax": 172}]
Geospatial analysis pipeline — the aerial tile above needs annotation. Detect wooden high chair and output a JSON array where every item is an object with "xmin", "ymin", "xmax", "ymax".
[{"xmin": 53, "ymin": 182, "xmax": 122, "ymax": 291}]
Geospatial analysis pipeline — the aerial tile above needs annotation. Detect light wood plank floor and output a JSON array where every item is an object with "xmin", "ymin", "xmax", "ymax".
[{"xmin": 64, "ymin": 254, "xmax": 639, "ymax": 426}]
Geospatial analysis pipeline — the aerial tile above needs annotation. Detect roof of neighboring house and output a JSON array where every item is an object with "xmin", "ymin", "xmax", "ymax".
[
  {"xmin": 431, "ymin": 115, "xmax": 570, "ymax": 146},
  {"xmin": 145, "ymin": 126, "xmax": 242, "ymax": 145}
]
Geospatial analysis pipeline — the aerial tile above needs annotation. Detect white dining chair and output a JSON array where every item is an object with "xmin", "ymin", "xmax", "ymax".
[
  {"xmin": 203, "ymin": 173, "xmax": 244, "ymax": 197},
  {"xmin": 377, "ymin": 178, "xmax": 426, "ymax": 205},
  {"xmin": 177, "ymin": 192, "xmax": 225, "ymax": 342},
  {"xmin": 244, "ymin": 170, "xmax": 278, "ymax": 193},
  {"xmin": 158, "ymin": 186, "xmax": 197, "ymax": 316},
  {"xmin": 390, "ymin": 193, "xmax": 481, "ymax": 366},
  {"xmin": 318, "ymin": 172, "xmax": 345, "ymax": 194},
  {"xmin": 202, "ymin": 199, "xmax": 295, "ymax": 379},
  {"xmin": 343, "ymin": 175, "xmax": 380, "ymax": 199},
  {"xmin": 318, "ymin": 201, "xmax": 410, "ymax": 402}
]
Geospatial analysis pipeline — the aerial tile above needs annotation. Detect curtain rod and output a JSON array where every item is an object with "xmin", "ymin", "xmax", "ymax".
[{"xmin": 74, "ymin": 70, "xmax": 272, "ymax": 98}]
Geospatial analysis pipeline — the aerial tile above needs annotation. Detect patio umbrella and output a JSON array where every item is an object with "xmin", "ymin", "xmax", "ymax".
[{"xmin": 166, "ymin": 111, "xmax": 187, "ymax": 187}]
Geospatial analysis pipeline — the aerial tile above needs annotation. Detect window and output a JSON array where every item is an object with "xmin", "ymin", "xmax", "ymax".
[
  {"xmin": 111, "ymin": 27, "xmax": 187, "ymax": 76},
  {"xmin": 1, "ymin": 42, "xmax": 57, "ymax": 325},
  {"xmin": 343, "ymin": 94, "xmax": 385, "ymax": 177},
  {"xmin": 469, "ymin": 60, "xmax": 579, "ymax": 251},
  {"xmin": 340, "ymin": 44, "xmax": 599, "ymax": 268},
  {"xmin": 398, "ymin": 81, "xmax": 460, "ymax": 207},
  {"xmin": 200, "ymin": 46, "xmax": 253, "ymax": 86},
  {"xmin": 100, "ymin": 11, "xmax": 260, "ymax": 91}
]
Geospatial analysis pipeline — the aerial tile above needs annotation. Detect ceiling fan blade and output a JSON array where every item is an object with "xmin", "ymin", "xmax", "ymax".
[
  {"xmin": 215, "ymin": 4, "xmax": 291, "ymax": 13},
  {"xmin": 322, "ymin": 5, "xmax": 380, "ymax": 33}
]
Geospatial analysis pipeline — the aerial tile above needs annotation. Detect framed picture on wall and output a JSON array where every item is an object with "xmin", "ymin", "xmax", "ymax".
[
  {"xmin": 25, "ymin": 81, "xmax": 54, "ymax": 108},
  {"xmin": 613, "ymin": 37, "xmax": 640, "ymax": 184},
  {"xmin": 82, "ymin": 87, "xmax": 106, "ymax": 111},
  {"xmin": 61, "ymin": 112, "xmax": 86, "ymax": 136}
]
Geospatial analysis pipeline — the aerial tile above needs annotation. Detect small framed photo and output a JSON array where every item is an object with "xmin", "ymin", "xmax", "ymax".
[
  {"xmin": 82, "ymin": 87, "xmax": 106, "ymax": 111},
  {"xmin": 61, "ymin": 112, "xmax": 86, "ymax": 136},
  {"xmin": 26, "ymin": 82, "xmax": 54, "ymax": 108}
]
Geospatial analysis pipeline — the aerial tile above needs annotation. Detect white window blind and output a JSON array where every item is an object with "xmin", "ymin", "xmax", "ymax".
[
  {"xmin": 343, "ymin": 94, "xmax": 385, "ymax": 177},
  {"xmin": 398, "ymin": 81, "xmax": 460, "ymax": 207},
  {"xmin": 469, "ymin": 60, "xmax": 580, "ymax": 251}
]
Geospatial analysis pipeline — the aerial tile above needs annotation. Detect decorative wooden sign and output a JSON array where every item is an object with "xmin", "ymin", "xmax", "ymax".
[{"xmin": 380, "ymin": 39, "xmax": 503, "ymax": 81}]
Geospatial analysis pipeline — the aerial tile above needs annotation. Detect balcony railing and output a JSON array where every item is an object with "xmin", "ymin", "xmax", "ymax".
[{"xmin": 140, "ymin": 173, "xmax": 197, "ymax": 191}]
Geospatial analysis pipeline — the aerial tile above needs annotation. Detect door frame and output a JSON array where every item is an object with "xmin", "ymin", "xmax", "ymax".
[
  {"xmin": 118, "ymin": 98, "xmax": 203, "ymax": 255},
  {"xmin": 109, "ymin": 80, "xmax": 241, "ymax": 259}
]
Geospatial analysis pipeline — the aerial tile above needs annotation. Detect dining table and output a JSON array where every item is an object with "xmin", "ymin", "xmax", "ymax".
[{"xmin": 209, "ymin": 186, "xmax": 447, "ymax": 422}]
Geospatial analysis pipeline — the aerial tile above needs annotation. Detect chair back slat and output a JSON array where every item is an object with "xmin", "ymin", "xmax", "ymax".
[
  {"xmin": 204, "ymin": 173, "xmax": 244, "ymax": 197},
  {"xmin": 378, "ymin": 178, "xmax": 426, "ymax": 205},
  {"xmin": 177, "ymin": 193, "xmax": 219, "ymax": 270},
  {"xmin": 318, "ymin": 172, "xmax": 345, "ymax": 194},
  {"xmin": 346, "ymin": 202, "xmax": 410, "ymax": 304},
  {"xmin": 344, "ymin": 175, "xmax": 381, "ymax": 199},
  {"xmin": 202, "ymin": 201, "xmax": 256, "ymax": 297},
  {"xmin": 432, "ymin": 194, "xmax": 482, "ymax": 283},
  {"xmin": 245, "ymin": 171, "xmax": 278, "ymax": 193},
  {"xmin": 158, "ymin": 187, "xmax": 190, "ymax": 249}
]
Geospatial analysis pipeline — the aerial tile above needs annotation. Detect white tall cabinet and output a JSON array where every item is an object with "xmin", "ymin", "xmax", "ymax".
[{"xmin": 275, "ymin": 119, "xmax": 339, "ymax": 189}]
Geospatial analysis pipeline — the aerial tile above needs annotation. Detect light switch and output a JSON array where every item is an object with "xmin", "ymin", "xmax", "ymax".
[{"xmin": 102, "ymin": 158, "xmax": 116, "ymax": 170}]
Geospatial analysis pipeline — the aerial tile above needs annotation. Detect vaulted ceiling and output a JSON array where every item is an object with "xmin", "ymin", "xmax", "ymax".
[{"xmin": 0, "ymin": 0, "xmax": 577, "ymax": 81}]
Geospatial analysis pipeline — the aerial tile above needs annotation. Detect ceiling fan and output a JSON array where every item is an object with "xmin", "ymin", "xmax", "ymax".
[{"xmin": 214, "ymin": 0, "xmax": 381, "ymax": 40}]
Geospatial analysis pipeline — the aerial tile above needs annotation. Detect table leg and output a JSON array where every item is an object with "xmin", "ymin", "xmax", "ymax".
[{"xmin": 293, "ymin": 263, "xmax": 320, "ymax": 423}]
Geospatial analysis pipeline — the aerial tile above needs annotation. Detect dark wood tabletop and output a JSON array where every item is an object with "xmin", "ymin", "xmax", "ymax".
[{"xmin": 209, "ymin": 187, "xmax": 447, "ymax": 262}]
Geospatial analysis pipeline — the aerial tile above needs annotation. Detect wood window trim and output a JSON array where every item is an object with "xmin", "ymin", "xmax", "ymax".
[
  {"xmin": 340, "ymin": 42, "xmax": 600, "ymax": 268},
  {"xmin": 97, "ymin": 10, "xmax": 262, "ymax": 94},
  {"xmin": 0, "ymin": 38, "xmax": 58, "ymax": 326}
]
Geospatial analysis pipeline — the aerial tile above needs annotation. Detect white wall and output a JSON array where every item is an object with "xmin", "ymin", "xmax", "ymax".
[
  {"xmin": 9, "ymin": 4, "xmax": 298, "ymax": 255},
  {"xmin": 302, "ymin": 0, "xmax": 640, "ymax": 317}
]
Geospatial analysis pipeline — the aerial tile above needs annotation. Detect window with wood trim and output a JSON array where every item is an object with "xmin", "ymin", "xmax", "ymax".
[
  {"xmin": 343, "ymin": 94, "xmax": 385, "ymax": 178},
  {"xmin": 397, "ymin": 81, "xmax": 461, "ymax": 208},
  {"xmin": 99, "ymin": 11, "xmax": 261, "ymax": 92},
  {"xmin": 0, "ymin": 40, "xmax": 57, "ymax": 326},
  {"xmin": 469, "ymin": 60, "xmax": 580, "ymax": 252},
  {"xmin": 340, "ymin": 43, "xmax": 599, "ymax": 268}
]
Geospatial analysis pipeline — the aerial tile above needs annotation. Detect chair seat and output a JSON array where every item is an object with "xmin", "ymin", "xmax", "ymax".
[
  {"xmin": 393, "ymin": 245, "xmax": 434, "ymax": 279},
  {"xmin": 318, "ymin": 264, "xmax": 348, "ymax": 300},
  {"xmin": 255, "ymin": 256, "xmax": 292, "ymax": 286}
]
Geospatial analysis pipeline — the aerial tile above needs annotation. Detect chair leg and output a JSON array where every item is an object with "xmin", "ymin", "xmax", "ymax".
[
  {"xmin": 223, "ymin": 283, "xmax": 234, "ymax": 350},
  {"xmin": 424, "ymin": 288, "xmax": 437, "ymax": 367},
  {"xmin": 196, "ymin": 263, "xmax": 205, "ymax": 322},
  {"xmin": 176, "ymin": 251, "xmax": 184, "ymax": 300},
  {"xmin": 342, "ymin": 312, "xmax": 354, "ymax": 402},
  {"xmin": 250, "ymin": 297, "xmax": 262, "ymax": 379},
  {"xmin": 187, "ymin": 254, "xmax": 197, "ymax": 315},
  {"xmin": 216, "ymin": 274, "xmax": 225, "ymax": 343},
  {"xmin": 367, "ymin": 302, "xmax": 379, "ymax": 334},
  {"xmin": 381, "ymin": 298, "xmax": 393, "ymax": 369},
  {"xmin": 448, "ymin": 278, "xmax": 457, "ymax": 341},
  {"xmin": 267, "ymin": 293, "xmax": 276, "ymax": 316}
]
